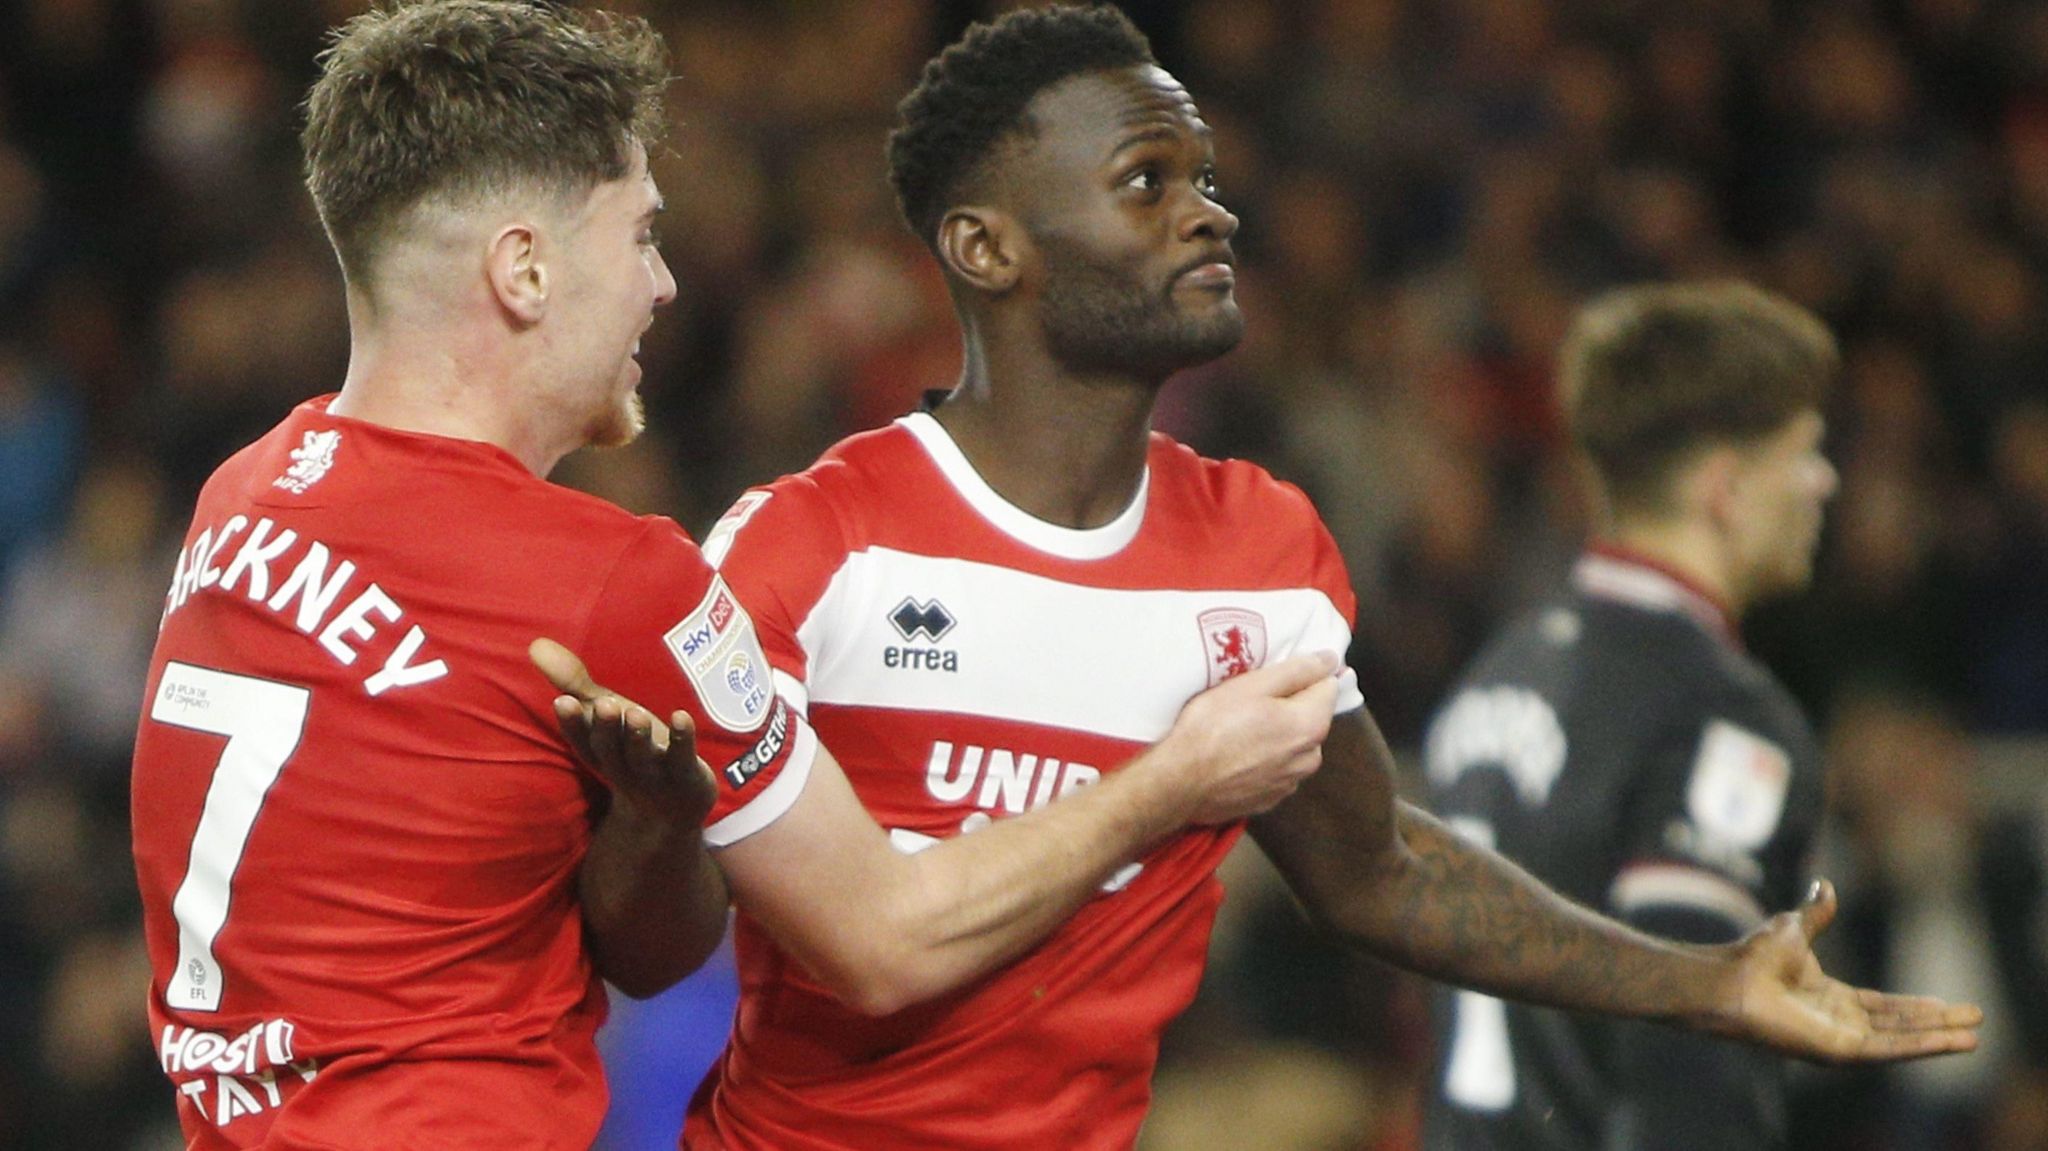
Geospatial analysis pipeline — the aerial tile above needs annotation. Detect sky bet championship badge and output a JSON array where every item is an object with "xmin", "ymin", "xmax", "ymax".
[{"xmin": 665, "ymin": 577, "xmax": 773, "ymax": 732}]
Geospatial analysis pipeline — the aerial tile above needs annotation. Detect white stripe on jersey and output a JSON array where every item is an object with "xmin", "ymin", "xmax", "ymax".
[
  {"xmin": 705, "ymin": 719, "xmax": 820, "ymax": 848},
  {"xmin": 795, "ymin": 545, "xmax": 1362, "ymax": 743},
  {"xmin": 1608, "ymin": 861, "xmax": 1766, "ymax": 931},
  {"xmin": 770, "ymin": 668, "xmax": 808, "ymax": 714}
]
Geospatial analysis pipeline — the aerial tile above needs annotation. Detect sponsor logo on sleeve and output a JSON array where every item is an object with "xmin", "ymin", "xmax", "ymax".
[
  {"xmin": 1198, "ymin": 607, "xmax": 1267, "ymax": 686},
  {"xmin": 721, "ymin": 698, "xmax": 789, "ymax": 789},
  {"xmin": 1685, "ymin": 719, "xmax": 1791, "ymax": 851},
  {"xmin": 663, "ymin": 577, "xmax": 773, "ymax": 732}
]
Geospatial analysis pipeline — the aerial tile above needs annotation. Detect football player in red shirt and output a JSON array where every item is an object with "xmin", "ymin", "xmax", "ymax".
[
  {"xmin": 554, "ymin": 7, "xmax": 1982, "ymax": 1151},
  {"xmin": 130, "ymin": 4, "xmax": 1342, "ymax": 1148}
]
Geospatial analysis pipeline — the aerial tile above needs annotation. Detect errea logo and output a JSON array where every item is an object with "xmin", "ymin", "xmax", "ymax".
[
  {"xmin": 890, "ymin": 597, "xmax": 955, "ymax": 641},
  {"xmin": 885, "ymin": 596, "xmax": 959, "ymax": 672}
]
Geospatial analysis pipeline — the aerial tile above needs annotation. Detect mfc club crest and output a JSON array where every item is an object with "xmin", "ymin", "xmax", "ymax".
[
  {"xmin": 274, "ymin": 429, "xmax": 342, "ymax": 495},
  {"xmin": 1198, "ymin": 607, "xmax": 1267, "ymax": 686}
]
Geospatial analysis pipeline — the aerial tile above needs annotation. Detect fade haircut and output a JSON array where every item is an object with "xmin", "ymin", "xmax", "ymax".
[
  {"xmin": 1560, "ymin": 281, "xmax": 1838, "ymax": 517},
  {"xmin": 887, "ymin": 4, "xmax": 1154, "ymax": 250},
  {"xmin": 302, "ymin": 0, "xmax": 667, "ymax": 287}
]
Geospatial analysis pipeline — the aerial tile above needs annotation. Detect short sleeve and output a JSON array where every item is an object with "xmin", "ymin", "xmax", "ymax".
[
  {"xmin": 703, "ymin": 477, "xmax": 849, "ymax": 715},
  {"xmin": 1271, "ymin": 478, "xmax": 1365, "ymax": 715},
  {"xmin": 580, "ymin": 519, "xmax": 817, "ymax": 846},
  {"xmin": 1607, "ymin": 710, "xmax": 1797, "ymax": 941}
]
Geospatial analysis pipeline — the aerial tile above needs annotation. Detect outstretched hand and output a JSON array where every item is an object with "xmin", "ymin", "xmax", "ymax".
[
  {"xmin": 1709, "ymin": 879, "xmax": 1982, "ymax": 1063},
  {"xmin": 529, "ymin": 637, "xmax": 719, "ymax": 828}
]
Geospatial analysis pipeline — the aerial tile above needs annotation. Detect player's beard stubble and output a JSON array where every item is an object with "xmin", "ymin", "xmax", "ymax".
[
  {"xmin": 587, "ymin": 387, "xmax": 646, "ymax": 450},
  {"xmin": 1033, "ymin": 231, "xmax": 1244, "ymax": 380}
]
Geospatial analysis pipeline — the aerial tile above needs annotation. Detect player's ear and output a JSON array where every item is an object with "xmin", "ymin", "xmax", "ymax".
[
  {"xmin": 1692, "ymin": 445, "xmax": 1744, "ymax": 527},
  {"xmin": 487, "ymin": 222, "xmax": 549, "ymax": 325},
  {"xmin": 937, "ymin": 206, "xmax": 1024, "ymax": 296}
]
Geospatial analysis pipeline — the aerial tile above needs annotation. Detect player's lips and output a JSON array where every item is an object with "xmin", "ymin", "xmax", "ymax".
[
  {"xmin": 1173, "ymin": 250, "xmax": 1236, "ymax": 289},
  {"xmin": 1177, "ymin": 263, "xmax": 1235, "ymax": 288}
]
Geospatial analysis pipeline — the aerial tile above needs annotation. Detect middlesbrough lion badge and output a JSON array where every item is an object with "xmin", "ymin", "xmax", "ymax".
[{"xmin": 1198, "ymin": 607, "xmax": 1268, "ymax": 686}]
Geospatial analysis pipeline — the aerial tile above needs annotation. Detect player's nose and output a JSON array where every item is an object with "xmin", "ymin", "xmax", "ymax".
[{"xmin": 1181, "ymin": 192, "xmax": 1238, "ymax": 244}]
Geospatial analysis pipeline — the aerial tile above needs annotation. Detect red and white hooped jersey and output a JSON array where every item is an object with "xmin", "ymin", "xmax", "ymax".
[
  {"xmin": 685, "ymin": 411, "xmax": 1363, "ymax": 1151},
  {"xmin": 130, "ymin": 396, "xmax": 814, "ymax": 1150}
]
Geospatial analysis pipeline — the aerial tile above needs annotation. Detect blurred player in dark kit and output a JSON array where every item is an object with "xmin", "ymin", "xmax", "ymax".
[{"xmin": 1424, "ymin": 282, "xmax": 1844, "ymax": 1151}]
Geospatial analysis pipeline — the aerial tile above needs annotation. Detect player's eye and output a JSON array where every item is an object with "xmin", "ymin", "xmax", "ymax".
[
  {"xmin": 1198, "ymin": 167, "xmax": 1222, "ymax": 201},
  {"xmin": 1123, "ymin": 166, "xmax": 1162, "ymax": 194}
]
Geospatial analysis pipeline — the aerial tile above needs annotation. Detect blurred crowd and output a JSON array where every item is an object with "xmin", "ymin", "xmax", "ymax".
[{"xmin": 1, "ymin": 0, "xmax": 2045, "ymax": 1148}]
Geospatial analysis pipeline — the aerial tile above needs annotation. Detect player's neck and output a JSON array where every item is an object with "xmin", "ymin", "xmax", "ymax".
[
  {"xmin": 1601, "ymin": 520, "xmax": 1746, "ymax": 618},
  {"xmin": 933, "ymin": 341, "xmax": 1156, "ymax": 530},
  {"xmin": 330, "ymin": 330, "xmax": 574, "ymax": 477}
]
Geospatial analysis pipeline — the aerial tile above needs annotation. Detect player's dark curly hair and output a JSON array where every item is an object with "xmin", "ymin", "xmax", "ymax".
[{"xmin": 887, "ymin": 4, "xmax": 1154, "ymax": 250}]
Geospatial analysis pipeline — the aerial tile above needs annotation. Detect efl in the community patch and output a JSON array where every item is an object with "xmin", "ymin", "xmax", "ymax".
[
  {"xmin": 663, "ymin": 577, "xmax": 773, "ymax": 732},
  {"xmin": 1685, "ymin": 719, "xmax": 1791, "ymax": 850}
]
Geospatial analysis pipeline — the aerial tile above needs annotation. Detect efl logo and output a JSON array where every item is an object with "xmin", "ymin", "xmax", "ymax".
[
  {"xmin": 1198, "ymin": 607, "xmax": 1267, "ymax": 686},
  {"xmin": 1686, "ymin": 720, "xmax": 1792, "ymax": 850}
]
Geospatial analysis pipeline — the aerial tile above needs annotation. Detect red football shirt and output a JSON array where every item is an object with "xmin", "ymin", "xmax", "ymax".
[
  {"xmin": 683, "ymin": 413, "xmax": 1362, "ymax": 1150},
  {"xmin": 131, "ymin": 397, "xmax": 815, "ymax": 1150}
]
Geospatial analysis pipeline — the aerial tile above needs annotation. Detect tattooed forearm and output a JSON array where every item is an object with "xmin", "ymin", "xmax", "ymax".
[
  {"xmin": 1249, "ymin": 709, "xmax": 1733, "ymax": 1027},
  {"xmin": 1371, "ymin": 804, "xmax": 1723, "ymax": 1021}
]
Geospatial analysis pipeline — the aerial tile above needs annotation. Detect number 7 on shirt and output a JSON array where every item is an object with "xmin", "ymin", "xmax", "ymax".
[{"xmin": 147, "ymin": 662, "xmax": 312, "ymax": 1013}]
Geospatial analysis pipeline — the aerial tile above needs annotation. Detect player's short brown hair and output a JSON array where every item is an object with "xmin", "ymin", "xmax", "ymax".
[
  {"xmin": 301, "ymin": 0, "xmax": 667, "ymax": 287},
  {"xmin": 1559, "ymin": 281, "xmax": 1838, "ymax": 516}
]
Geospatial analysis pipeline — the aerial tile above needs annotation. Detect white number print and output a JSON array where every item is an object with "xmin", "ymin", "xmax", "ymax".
[
  {"xmin": 149, "ymin": 663, "xmax": 311, "ymax": 1013},
  {"xmin": 1441, "ymin": 815, "xmax": 1516, "ymax": 1112}
]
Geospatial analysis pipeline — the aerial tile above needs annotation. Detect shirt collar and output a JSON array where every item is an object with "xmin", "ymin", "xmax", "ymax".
[{"xmin": 1573, "ymin": 542, "xmax": 1740, "ymax": 649}]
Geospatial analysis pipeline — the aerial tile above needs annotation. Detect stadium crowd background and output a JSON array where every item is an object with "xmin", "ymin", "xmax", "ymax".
[{"xmin": 0, "ymin": 0, "xmax": 2044, "ymax": 1147}]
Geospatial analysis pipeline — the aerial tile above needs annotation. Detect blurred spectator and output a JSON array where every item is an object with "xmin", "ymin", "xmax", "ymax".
[
  {"xmin": 0, "ymin": 325, "xmax": 84, "ymax": 589},
  {"xmin": 0, "ymin": 456, "xmax": 174, "ymax": 770},
  {"xmin": 1972, "ymin": 401, "xmax": 2048, "ymax": 730},
  {"xmin": 1794, "ymin": 689, "xmax": 2046, "ymax": 1151}
]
